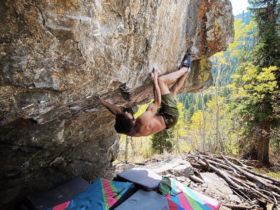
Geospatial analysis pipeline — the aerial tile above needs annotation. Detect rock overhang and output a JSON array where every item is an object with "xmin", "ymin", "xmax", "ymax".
[{"xmin": 0, "ymin": 0, "xmax": 234, "ymax": 208}]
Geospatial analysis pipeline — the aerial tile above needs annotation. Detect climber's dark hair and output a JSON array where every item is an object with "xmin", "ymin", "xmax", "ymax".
[{"xmin": 114, "ymin": 113, "xmax": 134, "ymax": 135}]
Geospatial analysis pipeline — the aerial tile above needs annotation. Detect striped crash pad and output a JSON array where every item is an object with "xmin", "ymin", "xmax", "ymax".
[
  {"xmin": 116, "ymin": 168, "xmax": 162, "ymax": 191},
  {"xmin": 45, "ymin": 178, "xmax": 135, "ymax": 210},
  {"xmin": 166, "ymin": 178, "xmax": 220, "ymax": 210},
  {"xmin": 24, "ymin": 177, "xmax": 90, "ymax": 210},
  {"xmin": 115, "ymin": 189, "xmax": 185, "ymax": 210}
]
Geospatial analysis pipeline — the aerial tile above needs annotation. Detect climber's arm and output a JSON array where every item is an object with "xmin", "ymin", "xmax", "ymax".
[
  {"xmin": 99, "ymin": 98, "xmax": 122, "ymax": 116},
  {"xmin": 147, "ymin": 68, "xmax": 161, "ymax": 113},
  {"xmin": 152, "ymin": 69, "xmax": 161, "ymax": 108},
  {"xmin": 137, "ymin": 69, "xmax": 161, "ymax": 124}
]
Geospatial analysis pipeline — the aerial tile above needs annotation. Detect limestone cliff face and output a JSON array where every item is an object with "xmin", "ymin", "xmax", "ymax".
[{"xmin": 0, "ymin": 0, "xmax": 234, "ymax": 208}]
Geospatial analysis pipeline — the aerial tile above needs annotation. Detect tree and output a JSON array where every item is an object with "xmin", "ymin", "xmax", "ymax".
[
  {"xmin": 201, "ymin": 91, "xmax": 206, "ymax": 152},
  {"xmin": 197, "ymin": 96, "xmax": 202, "ymax": 110},
  {"xmin": 248, "ymin": 0, "xmax": 280, "ymax": 67},
  {"xmin": 151, "ymin": 129, "xmax": 174, "ymax": 154},
  {"xmin": 271, "ymin": 92, "xmax": 280, "ymax": 148},
  {"xmin": 125, "ymin": 135, "xmax": 129, "ymax": 163},
  {"xmin": 230, "ymin": 63, "xmax": 278, "ymax": 165},
  {"xmin": 230, "ymin": 0, "xmax": 280, "ymax": 166},
  {"xmin": 186, "ymin": 104, "xmax": 195, "ymax": 121},
  {"xmin": 173, "ymin": 103, "xmax": 189, "ymax": 153},
  {"xmin": 210, "ymin": 18, "xmax": 257, "ymax": 151},
  {"xmin": 184, "ymin": 98, "xmax": 189, "ymax": 109}
]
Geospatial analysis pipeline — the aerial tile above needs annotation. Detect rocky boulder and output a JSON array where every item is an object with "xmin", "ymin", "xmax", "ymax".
[
  {"xmin": 0, "ymin": 0, "xmax": 234, "ymax": 208},
  {"xmin": 139, "ymin": 158, "xmax": 194, "ymax": 178}
]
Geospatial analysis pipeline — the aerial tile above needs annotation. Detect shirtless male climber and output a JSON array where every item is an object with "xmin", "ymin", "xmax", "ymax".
[{"xmin": 99, "ymin": 55, "xmax": 191, "ymax": 137}]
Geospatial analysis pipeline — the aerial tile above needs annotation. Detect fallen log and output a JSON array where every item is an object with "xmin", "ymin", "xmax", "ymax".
[
  {"xmin": 223, "ymin": 204, "xmax": 256, "ymax": 209},
  {"xmin": 241, "ymin": 159, "xmax": 261, "ymax": 168},
  {"xmin": 205, "ymin": 159, "xmax": 241, "ymax": 176},
  {"xmin": 187, "ymin": 153, "xmax": 279, "ymax": 207},
  {"xmin": 208, "ymin": 163, "xmax": 243, "ymax": 190},
  {"xmin": 222, "ymin": 155, "xmax": 280, "ymax": 195},
  {"xmin": 241, "ymin": 166, "xmax": 280, "ymax": 186},
  {"xmin": 230, "ymin": 186, "xmax": 251, "ymax": 201},
  {"xmin": 227, "ymin": 173, "xmax": 274, "ymax": 203},
  {"xmin": 189, "ymin": 174, "xmax": 204, "ymax": 183},
  {"xmin": 190, "ymin": 162, "xmax": 205, "ymax": 169}
]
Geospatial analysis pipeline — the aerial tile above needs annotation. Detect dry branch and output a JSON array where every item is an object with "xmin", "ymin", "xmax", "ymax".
[
  {"xmin": 189, "ymin": 174, "xmax": 204, "ymax": 183},
  {"xmin": 241, "ymin": 166, "xmax": 280, "ymax": 186},
  {"xmin": 223, "ymin": 204, "xmax": 256, "ymax": 209},
  {"xmin": 222, "ymin": 155, "xmax": 280, "ymax": 194},
  {"xmin": 209, "ymin": 163, "xmax": 243, "ymax": 190},
  {"xmin": 187, "ymin": 153, "xmax": 280, "ymax": 208}
]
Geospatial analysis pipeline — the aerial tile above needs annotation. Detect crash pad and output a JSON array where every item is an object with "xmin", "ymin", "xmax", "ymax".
[
  {"xmin": 115, "ymin": 189, "xmax": 184, "ymax": 210},
  {"xmin": 25, "ymin": 177, "xmax": 90, "ymax": 210},
  {"xmin": 66, "ymin": 178, "xmax": 135, "ymax": 210},
  {"xmin": 165, "ymin": 178, "xmax": 220, "ymax": 210},
  {"xmin": 116, "ymin": 168, "xmax": 162, "ymax": 191}
]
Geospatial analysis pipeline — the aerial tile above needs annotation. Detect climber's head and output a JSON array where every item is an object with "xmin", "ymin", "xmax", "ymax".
[{"xmin": 114, "ymin": 112, "xmax": 134, "ymax": 135}]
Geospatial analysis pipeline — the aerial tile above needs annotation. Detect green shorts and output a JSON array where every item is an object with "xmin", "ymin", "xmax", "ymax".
[{"xmin": 157, "ymin": 93, "xmax": 179, "ymax": 129}]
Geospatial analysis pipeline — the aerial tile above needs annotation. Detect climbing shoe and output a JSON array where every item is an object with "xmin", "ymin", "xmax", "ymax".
[{"xmin": 182, "ymin": 55, "xmax": 191, "ymax": 73}]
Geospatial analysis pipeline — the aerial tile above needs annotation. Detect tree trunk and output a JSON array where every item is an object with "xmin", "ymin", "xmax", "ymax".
[
  {"xmin": 176, "ymin": 127, "xmax": 179, "ymax": 154},
  {"xmin": 256, "ymin": 121, "xmax": 270, "ymax": 166},
  {"xmin": 215, "ymin": 79, "xmax": 220, "ymax": 151},
  {"xmin": 130, "ymin": 137, "xmax": 136, "ymax": 160},
  {"xmin": 214, "ymin": 59, "xmax": 222, "ymax": 152},
  {"xmin": 125, "ymin": 135, "xmax": 129, "ymax": 163},
  {"xmin": 241, "ymin": 121, "xmax": 270, "ymax": 166},
  {"xmin": 201, "ymin": 92, "xmax": 206, "ymax": 152},
  {"xmin": 159, "ymin": 132, "xmax": 164, "ymax": 154}
]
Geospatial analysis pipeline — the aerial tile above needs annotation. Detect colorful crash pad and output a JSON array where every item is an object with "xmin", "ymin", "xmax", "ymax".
[
  {"xmin": 193, "ymin": 190, "xmax": 221, "ymax": 210},
  {"xmin": 115, "ymin": 189, "xmax": 185, "ymax": 210},
  {"xmin": 24, "ymin": 177, "xmax": 90, "ymax": 210},
  {"xmin": 116, "ymin": 168, "xmax": 162, "ymax": 191},
  {"xmin": 65, "ymin": 178, "xmax": 135, "ymax": 210},
  {"xmin": 165, "ymin": 178, "xmax": 220, "ymax": 210}
]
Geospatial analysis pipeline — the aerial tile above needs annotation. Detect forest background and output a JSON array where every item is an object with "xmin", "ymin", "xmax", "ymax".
[{"xmin": 117, "ymin": 1, "xmax": 280, "ymax": 177}]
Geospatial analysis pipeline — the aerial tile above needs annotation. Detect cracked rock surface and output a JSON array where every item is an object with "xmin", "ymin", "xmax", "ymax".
[{"xmin": 0, "ymin": 0, "xmax": 234, "ymax": 208}]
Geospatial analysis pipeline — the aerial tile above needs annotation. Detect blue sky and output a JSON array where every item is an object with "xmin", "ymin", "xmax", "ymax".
[{"xmin": 231, "ymin": 0, "xmax": 249, "ymax": 16}]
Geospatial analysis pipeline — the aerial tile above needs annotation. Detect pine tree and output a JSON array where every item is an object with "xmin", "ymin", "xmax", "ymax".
[
  {"xmin": 234, "ymin": 0, "xmax": 280, "ymax": 166},
  {"xmin": 184, "ymin": 98, "xmax": 189, "ymax": 109},
  {"xmin": 197, "ymin": 96, "xmax": 202, "ymax": 110},
  {"xmin": 189, "ymin": 93, "xmax": 195, "ymax": 105},
  {"xmin": 203, "ymin": 94, "xmax": 208, "ymax": 104},
  {"xmin": 151, "ymin": 129, "xmax": 174, "ymax": 154},
  {"xmin": 249, "ymin": 0, "xmax": 280, "ymax": 68},
  {"xmin": 186, "ymin": 104, "xmax": 195, "ymax": 121}
]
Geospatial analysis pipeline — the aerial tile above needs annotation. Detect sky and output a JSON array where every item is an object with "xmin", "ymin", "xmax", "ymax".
[{"xmin": 231, "ymin": 0, "xmax": 250, "ymax": 16}]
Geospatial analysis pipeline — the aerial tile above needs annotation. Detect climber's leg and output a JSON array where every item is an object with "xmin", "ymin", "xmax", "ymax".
[
  {"xmin": 169, "ymin": 55, "xmax": 191, "ymax": 100},
  {"xmin": 158, "ymin": 68, "xmax": 188, "ymax": 95},
  {"xmin": 158, "ymin": 55, "xmax": 191, "ymax": 98},
  {"xmin": 169, "ymin": 69, "xmax": 189, "ymax": 100}
]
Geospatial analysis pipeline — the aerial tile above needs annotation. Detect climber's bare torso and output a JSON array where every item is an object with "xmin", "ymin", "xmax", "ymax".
[{"xmin": 124, "ymin": 108, "xmax": 166, "ymax": 137}]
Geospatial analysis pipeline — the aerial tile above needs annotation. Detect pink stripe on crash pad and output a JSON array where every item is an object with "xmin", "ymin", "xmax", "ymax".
[
  {"xmin": 177, "ymin": 191, "xmax": 193, "ymax": 210},
  {"xmin": 174, "ymin": 185, "xmax": 193, "ymax": 209},
  {"xmin": 168, "ymin": 184, "xmax": 192, "ymax": 210},
  {"xmin": 166, "ymin": 193, "xmax": 171, "ymax": 200},
  {"xmin": 167, "ymin": 199, "xmax": 179, "ymax": 210},
  {"xmin": 193, "ymin": 190, "xmax": 220, "ymax": 210},
  {"xmin": 102, "ymin": 179, "xmax": 118, "ymax": 208},
  {"xmin": 53, "ymin": 201, "xmax": 70, "ymax": 210}
]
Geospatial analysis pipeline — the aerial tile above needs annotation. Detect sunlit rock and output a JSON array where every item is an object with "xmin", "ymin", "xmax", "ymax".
[{"xmin": 0, "ymin": 0, "xmax": 234, "ymax": 208}]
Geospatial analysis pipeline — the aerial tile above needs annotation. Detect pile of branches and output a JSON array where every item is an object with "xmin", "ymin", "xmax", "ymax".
[{"xmin": 186, "ymin": 153, "xmax": 280, "ymax": 210}]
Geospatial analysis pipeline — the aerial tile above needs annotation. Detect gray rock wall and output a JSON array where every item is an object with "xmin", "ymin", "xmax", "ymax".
[{"xmin": 0, "ymin": 0, "xmax": 234, "ymax": 208}]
